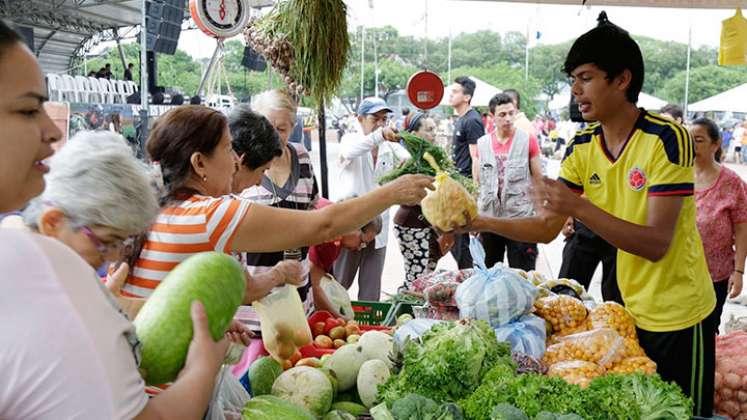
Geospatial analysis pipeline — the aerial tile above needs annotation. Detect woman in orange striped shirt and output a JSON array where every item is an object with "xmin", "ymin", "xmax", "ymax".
[{"xmin": 122, "ymin": 105, "xmax": 432, "ymax": 302}]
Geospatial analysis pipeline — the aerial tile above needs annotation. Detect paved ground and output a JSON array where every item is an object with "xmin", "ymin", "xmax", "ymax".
[{"xmin": 308, "ymin": 138, "xmax": 747, "ymax": 333}]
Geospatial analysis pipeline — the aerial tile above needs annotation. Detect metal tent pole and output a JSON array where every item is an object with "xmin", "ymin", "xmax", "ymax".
[
  {"xmin": 139, "ymin": 0, "xmax": 149, "ymax": 158},
  {"xmin": 684, "ymin": 22, "xmax": 692, "ymax": 117},
  {"xmin": 318, "ymin": 101, "xmax": 329, "ymax": 198},
  {"xmin": 198, "ymin": 39, "xmax": 223, "ymax": 97}
]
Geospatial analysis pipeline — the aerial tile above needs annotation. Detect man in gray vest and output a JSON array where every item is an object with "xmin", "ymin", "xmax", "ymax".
[{"xmin": 475, "ymin": 92, "xmax": 543, "ymax": 269}]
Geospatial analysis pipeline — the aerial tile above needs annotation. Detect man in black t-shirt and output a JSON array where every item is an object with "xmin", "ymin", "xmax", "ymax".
[{"xmin": 448, "ymin": 76, "xmax": 485, "ymax": 268}]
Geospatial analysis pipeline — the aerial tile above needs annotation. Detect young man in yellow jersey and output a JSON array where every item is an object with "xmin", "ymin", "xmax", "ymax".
[{"xmin": 465, "ymin": 12, "xmax": 716, "ymax": 417}]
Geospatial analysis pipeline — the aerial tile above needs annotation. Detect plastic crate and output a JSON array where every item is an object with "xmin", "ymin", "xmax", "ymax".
[
  {"xmin": 351, "ymin": 300, "xmax": 393, "ymax": 326},
  {"xmin": 384, "ymin": 302, "xmax": 416, "ymax": 326}
]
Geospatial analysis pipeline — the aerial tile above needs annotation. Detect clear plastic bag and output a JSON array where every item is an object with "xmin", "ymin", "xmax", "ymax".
[
  {"xmin": 534, "ymin": 295, "xmax": 588, "ymax": 334},
  {"xmin": 587, "ymin": 302, "xmax": 637, "ymax": 340},
  {"xmin": 424, "ymin": 281, "xmax": 459, "ymax": 307},
  {"xmin": 411, "ymin": 268, "xmax": 473, "ymax": 294},
  {"xmin": 494, "ymin": 314, "xmax": 547, "ymax": 359},
  {"xmin": 319, "ymin": 274, "xmax": 354, "ymax": 320},
  {"xmin": 542, "ymin": 328, "xmax": 626, "ymax": 368},
  {"xmin": 456, "ymin": 237, "xmax": 539, "ymax": 327},
  {"xmin": 539, "ymin": 278, "xmax": 586, "ymax": 300},
  {"xmin": 714, "ymin": 331, "xmax": 747, "ymax": 419},
  {"xmin": 206, "ymin": 366, "xmax": 251, "ymax": 420},
  {"xmin": 608, "ymin": 356, "xmax": 657, "ymax": 375},
  {"xmin": 421, "ymin": 172, "xmax": 477, "ymax": 232},
  {"xmin": 253, "ymin": 285, "xmax": 312, "ymax": 362},
  {"xmin": 547, "ymin": 360, "xmax": 605, "ymax": 388}
]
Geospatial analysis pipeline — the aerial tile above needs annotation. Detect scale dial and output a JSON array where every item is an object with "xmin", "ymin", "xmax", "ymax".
[{"xmin": 190, "ymin": 0, "xmax": 250, "ymax": 39}]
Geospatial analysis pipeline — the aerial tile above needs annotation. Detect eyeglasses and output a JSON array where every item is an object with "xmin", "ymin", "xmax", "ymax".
[{"xmin": 78, "ymin": 225, "xmax": 132, "ymax": 257}]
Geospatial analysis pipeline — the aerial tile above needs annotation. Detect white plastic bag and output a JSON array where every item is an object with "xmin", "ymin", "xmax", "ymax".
[
  {"xmin": 206, "ymin": 366, "xmax": 251, "ymax": 420},
  {"xmin": 319, "ymin": 274, "xmax": 354, "ymax": 320},
  {"xmin": 494, "ymin": 314, "xmax": 547, "ymax": 359},
  {"xmin": 253, "ymin": 285, "xmax": 312, "ymax": 362},
  {"xmin": 455, "ymin": 237, "xmax": 539, "ymax": 327}
]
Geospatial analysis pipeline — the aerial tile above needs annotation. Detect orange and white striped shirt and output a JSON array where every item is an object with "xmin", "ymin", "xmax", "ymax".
[{"xmin": 122, "ymin": 194, "xmax": 250, "ymax": 298}]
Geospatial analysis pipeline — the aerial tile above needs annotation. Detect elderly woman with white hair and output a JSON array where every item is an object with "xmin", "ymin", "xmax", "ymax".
[
  {"xmin": 23, "ymin": 130, "xmax": 159, "ymax": 271},
  {"xmin": 0, "ymin": 23, "xmax": 245, "ymax": 414}
]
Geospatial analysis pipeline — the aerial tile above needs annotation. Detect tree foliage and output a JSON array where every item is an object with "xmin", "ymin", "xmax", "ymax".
[{"xmin": 79, "ymin": 26, "xmax": 737, "ymax": 112}]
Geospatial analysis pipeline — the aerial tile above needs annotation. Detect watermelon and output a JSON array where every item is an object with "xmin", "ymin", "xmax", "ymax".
[
  {"xmin": 242, "ymin": 395, "xmax": 315, "ymax": 419},
  {"xmin": 249, "ymin": 356, "xmax": 283, "ymax": 396},
  {"xmin": 134, "ymin": 252, "xmax": 245, "ymax": 384}
]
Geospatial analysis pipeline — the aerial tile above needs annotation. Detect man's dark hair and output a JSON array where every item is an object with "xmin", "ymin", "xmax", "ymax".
[
  {"xmin": 189, "ymin": 95, "xmax": 202, "ymax": 105},
  {"xmin": 0, "ymin": 19, "xmax": 22, "ymax": 61},
  {"xmin": 660, "ymin": 103, "xmax": 684, "ymax": 121},
  {"xmin": 488, "ymin": 93, "xmax": 515, "ymax": 114},
  {"xmin": 228, "ymin": 104, "xmax": 282, "ymax": 170},
  {"xmin": 454, "ymin": 76, "xmax": 476, "ymax": 103},
  {"xmin": 105, "ymin": 63, "xmax": 111, "ymax": 68},
  {"xmin": 503, "ymin": 88, "xmax": 521, "ymax": 110},
  {"xmin": 563, "ymin": 11, "xmax": 644, "ymax": 104},
  {"xmin": 402, "ymin": 107, "xmax": 410, "ymax": 116},
  {"xmin": 128, "ymin": 63, "xmax": 134, "ymax": 68}
]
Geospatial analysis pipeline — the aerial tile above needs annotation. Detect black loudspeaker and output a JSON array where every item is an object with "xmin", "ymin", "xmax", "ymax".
[
  {"xmin": 15, "ymin": 26, "xmax": 34, "ymax": 50},
  {"xmin": 146, "ymin": 0, "xmax": 184, "ymax": 55},
  {"xmin": 241, "ymin": 46, "xmax": 267, "ymax": 71},
  {"xmin": 569, "ymin": 94, "xmax": 585, "ymax": 123}
]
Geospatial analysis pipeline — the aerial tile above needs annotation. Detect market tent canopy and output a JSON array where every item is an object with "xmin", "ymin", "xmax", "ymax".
[
  {"xmin": 547, "ymin": 85, "xmax": 667, "ymax": 111},
  {"xmin": 688, "ymin": 83, "xmax": 747, "ymax": 113},
  {"xmin": 439, "ymin": 76, "xmax": 502, "ymax": 107},
  {"xmin": 475, "ymin": 0, "xmax": 747, "ymax": 8}
]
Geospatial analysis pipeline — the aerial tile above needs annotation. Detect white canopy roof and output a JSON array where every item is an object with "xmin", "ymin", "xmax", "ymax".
[
  {"xmin": 440, "ymin": 76, "xmax": 502, "ymax": 107},
  {"xmin": 688, "ymin": 83, "xmax": 747, "ymax": 113},
  {"xmin": 477, "ymin": 0, "xmax": 747, "ymax": 9},
  {"xmin": 547, "ymin": 85, "xmax": 668, "ymax": 111}
]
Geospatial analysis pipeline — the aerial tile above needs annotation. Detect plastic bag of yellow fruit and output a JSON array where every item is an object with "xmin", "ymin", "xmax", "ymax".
[
  {"xmin": 542, "ymin": 328, "xmax": 626, "ymax": 368},
  {"xmin": 623, "ymin": 336, "xmax": 646, "ymax": 357},
  {"xmin": 547, "ymin": 323, "xmax": 590, "ymax": 346},
  {"xmin": 420, "ymin": 153, "xmax": 477, "ymax": 232},
  {"xmin": 587, "ymin": 302, "xmax": 637, "ymax": 340},
  {"xmin": 547, "ymin": 360, "xmax": 605, "ymax": 388},
  {"xmin": 534, "ymin": 295, "xmax": 588, "ymax": 333},
  {"xmin": 609, "ymin": 356, "xmax": 657, "ymax": 375}
]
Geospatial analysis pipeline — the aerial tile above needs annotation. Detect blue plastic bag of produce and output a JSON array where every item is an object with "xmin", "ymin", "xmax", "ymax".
[
  {"xmin": 393, "ymin": 319, "xmax": 442, "ymax": 346},
  {"xmin": 494, "ymin": 314, "xmax": 547, "ymax": 359},
  {"xmin": 455, "ymin": 237, "xmax": 538, "ymax": 327}
]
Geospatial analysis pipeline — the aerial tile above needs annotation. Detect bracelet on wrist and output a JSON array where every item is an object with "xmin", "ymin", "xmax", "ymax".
[{"xmin": 736, "ymin": 269, "xmax": 744, "ymax": 275}]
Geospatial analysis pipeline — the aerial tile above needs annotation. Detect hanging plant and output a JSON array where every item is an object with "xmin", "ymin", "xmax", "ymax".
[{"xmin": 244, "ymin": 0, "xmax": 350, "ymax": 104}]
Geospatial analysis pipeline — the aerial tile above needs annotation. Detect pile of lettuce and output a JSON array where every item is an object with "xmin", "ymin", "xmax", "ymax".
[
  {"xmin": 459, "ymin": 365, "xmax": 692, "ymax": 420},
  {"xmin": 379, "ymin": 319, "xmax": 511, "ymax": 405}
]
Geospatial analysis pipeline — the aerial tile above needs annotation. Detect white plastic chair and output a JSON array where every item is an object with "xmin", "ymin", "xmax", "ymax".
[
  {"xmin": 120, "ymin": 80, "xmax": 136, "ymax": 102},
  {"xmin": 99, "ymin": 78, "xmax": 117, "ymax": 104},
  {"xmin": 87, "ymin": 77, "xmax": 103, "ymax": 103},
  {"xmin": 74, "ymin": 76, "xmax": 92, "ymax": 102},
  {"xmin": 114, "ymin": 80, "xmax": 129, "ymax": 103},
  {"xmin": 46, "ymin": 73, "xmax": 62, "ymax": 101},
  {"xmin": 60, "ymin": 74, "xmax": 79, "ymax": 102}
]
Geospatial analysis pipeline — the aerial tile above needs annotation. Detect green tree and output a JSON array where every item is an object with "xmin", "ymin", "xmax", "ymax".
[{"xmin": 658, "ymin": 65, "xmax": 747, "ymax": 104}]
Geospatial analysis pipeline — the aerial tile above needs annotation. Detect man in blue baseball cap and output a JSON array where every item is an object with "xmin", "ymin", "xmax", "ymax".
[{"xmin": 334, "ymin": 97, "xmax": 411, "ymax": 301}]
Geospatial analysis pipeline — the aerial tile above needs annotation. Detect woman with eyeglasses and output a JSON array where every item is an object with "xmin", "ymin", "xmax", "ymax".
[{"xmin": 0, "ymin": 20, "xmax": 240, "ymax": 419}]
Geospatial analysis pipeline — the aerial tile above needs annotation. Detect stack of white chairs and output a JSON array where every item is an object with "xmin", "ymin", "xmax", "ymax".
[{"xmin": 45, "ymin": 73, "xmax": 140, "ymax": 105}]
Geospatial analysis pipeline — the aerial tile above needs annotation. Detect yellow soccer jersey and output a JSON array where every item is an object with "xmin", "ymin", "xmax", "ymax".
[{"xmin": 559, "ymin": 110, "xmax": 716, "ymax": 332}]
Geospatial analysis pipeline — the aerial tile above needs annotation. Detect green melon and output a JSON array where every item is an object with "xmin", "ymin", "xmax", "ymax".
[
  {"xmin": 133, "ymin": 252, "xmax": 245, "ymax": 384},
  {"xmin": 249, "ymin": 356, "xmax": 283, "ymax": 396},
  {"xmin": 241, "ymin": 395, "xmax": 315, "ymax": 420}
]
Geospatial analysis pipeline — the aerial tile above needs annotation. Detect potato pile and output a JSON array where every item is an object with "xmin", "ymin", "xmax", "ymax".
[
  {"xmin": 587, "ymin": 302, "xmax": 637, "ymax": 340},
  {"xmin": 609, "ymin": 356, "xmax": 657, "ymax": 375},
  {"xmin": 542, "ymin": 328, "xmax": 626, "ymax": 368},
  {"xmin": 535, "ymin": 295, "xmax": 588, "ymax": 334},
  {"xmin": 548, "ymin": 360, "xmax": 605, "ymax": 388}
]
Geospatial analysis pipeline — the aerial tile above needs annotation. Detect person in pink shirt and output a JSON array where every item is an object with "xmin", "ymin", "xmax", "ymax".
[
  {"xmin": 691, "ymin": 117, "xmax": 747, "ymax": 330},
  {"xmin": 474, "ymin": 93, "xmax": 543, "ymax": 269}
]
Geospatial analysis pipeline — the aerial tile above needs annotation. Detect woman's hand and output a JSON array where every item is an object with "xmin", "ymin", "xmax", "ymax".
[
  {"xmin": 270, "ymin": 260, "xmax": 305, "ymax": 286},
  {"xmin": 729, "ymin": 271, "xmax": 744, "ymax": 299},
  {"xmin": 386, "ymin": 174, "xmax": 434, "ymax": 206},
  {"xmin": 224, "ymin": 319, "xmax": 253, "ymax": 346},
  {"xmin": 181, "ymin": 301, "xmax": 229, "ymax": 378},
  {"xmin": 105, "ymin": 262, "xmax": 146, "ymax": 320}
]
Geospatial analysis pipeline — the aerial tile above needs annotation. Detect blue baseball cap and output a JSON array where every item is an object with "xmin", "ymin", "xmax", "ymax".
[{"xmin": 357, "ymin": 97, "xmax": 392, "ymax": 116}]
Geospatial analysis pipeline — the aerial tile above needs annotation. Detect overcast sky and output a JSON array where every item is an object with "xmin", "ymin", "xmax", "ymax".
[{"xmin": 173, "ymin": 0, "xmax": 735, "ymax": 60}]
